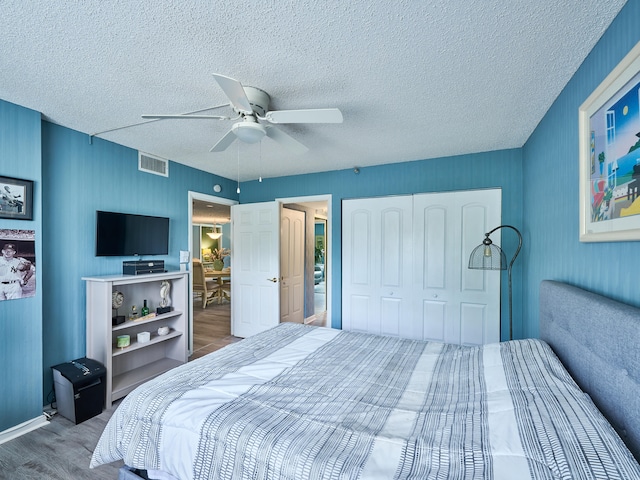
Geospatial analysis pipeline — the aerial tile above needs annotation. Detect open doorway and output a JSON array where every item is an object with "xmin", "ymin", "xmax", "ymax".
[
  {"xmin": 314, "ymin": 217, "xmax": 327, "ymax": 317},
  {"xmin": 280, "ymin": 196, "xmax": 330, "ymax": 327},
  {"xmin": 188, "ymin": 192, "xmax": 238, "ymax": 359}
]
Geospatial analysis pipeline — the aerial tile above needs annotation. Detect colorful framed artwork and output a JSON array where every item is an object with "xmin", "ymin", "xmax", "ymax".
[
  {"xmin": 579, "ymin": 41, "xmax": 640, "ymax": 242},
  {"xmin": 0, "ymin": 176, "xmax": 33, "ymax": 221}
]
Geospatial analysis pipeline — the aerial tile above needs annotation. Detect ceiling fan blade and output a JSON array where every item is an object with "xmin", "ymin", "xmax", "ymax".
[
  {"xmin": 263, "ymin": 108, "xmax": 343, "ymax": 124},
  {"xmin": 140, "ymin": 103, "xmax": 232, "ymax": 121},
  {"xmin": 141, "ymin": 114, "xmax": 229, "ymax": 120},
  {"xmin": 264, "ymin": 125, "xmax": 308, "ymax": 155},
  {"xmin": 213, "ymin": 73, "xmax": 253, "ymax": 114},
  {"xmin": 210, "ymin": 129, "xmax": 238, "ymax": 152}
]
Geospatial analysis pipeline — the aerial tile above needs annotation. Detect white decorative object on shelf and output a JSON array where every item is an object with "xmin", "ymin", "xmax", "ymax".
[
  {"xmin": 112, "ymin": 291, "xmax": 124, "ymax": 309},
  {"xmin": 157, "ymin": 326, "xmax": 170, "ymax": 336},
  {"xmin": 160, "ymin": 280, "xmax": 171, "ymax": 307},
  {"xmin": 137, "ymin": 332, "xmax": 151, "ymax": 343}
]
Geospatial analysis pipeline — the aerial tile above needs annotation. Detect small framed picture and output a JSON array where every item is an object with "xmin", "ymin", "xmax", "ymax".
[{"xmin": 0, "ymin": 176, "xmax": 33, "ymax": 220}]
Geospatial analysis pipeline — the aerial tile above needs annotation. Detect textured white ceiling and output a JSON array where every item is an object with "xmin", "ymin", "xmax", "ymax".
[{"xmin": 0, "ymin": 1, "xmax": 627, "ymax": 182}]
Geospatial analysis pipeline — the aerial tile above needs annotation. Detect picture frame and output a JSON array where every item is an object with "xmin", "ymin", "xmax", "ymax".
[
  {"xmin": 0, "ymin": 176, "xmax": 34, "ymax": 220},
  {"xmin": 579, "ymin": 41, "xmax": 640, "ymax": 242}
]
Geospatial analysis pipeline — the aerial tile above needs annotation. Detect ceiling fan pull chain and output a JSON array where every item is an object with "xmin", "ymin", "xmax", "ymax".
[
  {"xmin": 236, "ymin": 141, "xmax": 241, "ymax": 194},
  {"xmin": 259, "ymin": 140, "xmax": 263, "ymax": 183}
]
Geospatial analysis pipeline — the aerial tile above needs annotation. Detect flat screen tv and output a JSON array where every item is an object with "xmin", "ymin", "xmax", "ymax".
[{"xmin": 96, "ymin": 211, "xmax": 169, "ymax": 256}]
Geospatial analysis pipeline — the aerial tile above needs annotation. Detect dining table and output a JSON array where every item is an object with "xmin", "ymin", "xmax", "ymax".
[{"xmin": 204, "ymin": 267, "xmax": 231, "ymax": 304}]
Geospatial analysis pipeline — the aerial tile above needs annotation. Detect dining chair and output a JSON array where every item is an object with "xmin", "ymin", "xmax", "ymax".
[
  {"xmin": 192, "ymin": 259, "xmax": 220, "ymax": 309},
  {"xmin": 219, "ymin": 267, "xmax": 231, "ymax": 302}
]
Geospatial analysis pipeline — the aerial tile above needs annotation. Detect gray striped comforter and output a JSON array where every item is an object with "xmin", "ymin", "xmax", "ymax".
[{"xmin": 90, "ymin": 323, "xmax": 640, "ymax": 479}]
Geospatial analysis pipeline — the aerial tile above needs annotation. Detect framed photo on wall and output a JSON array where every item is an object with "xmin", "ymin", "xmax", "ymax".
[
  {"xmin": 0, "ymin": 229, "xmax": 36, "ymax": 301},
  {"xmin": 0, "ymin": 176, "xmax": 33, "ymax": 220},
  {"xmin": 579, "ymin": 41, "xmax": 640, "ymax": 242}
]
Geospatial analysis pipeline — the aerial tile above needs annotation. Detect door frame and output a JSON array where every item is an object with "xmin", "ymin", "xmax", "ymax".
[
  {"xmin": 187, "ymin": 190, "xmax": 238, "ymax": 355},
  {"xmin": 276, "ymin": 194, "xmax": 332, "ymax": 328}
]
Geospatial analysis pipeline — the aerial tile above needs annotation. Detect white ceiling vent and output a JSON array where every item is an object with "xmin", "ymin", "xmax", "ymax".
[{"xmin": 138, "ymin": 152, "xmax": 168, "ymax": 177}]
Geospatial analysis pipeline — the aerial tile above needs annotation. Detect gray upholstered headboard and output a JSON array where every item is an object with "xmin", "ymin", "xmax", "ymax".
[{"xmin": 539, "ymin": 280, "xmax": 640, "ymax": 461}]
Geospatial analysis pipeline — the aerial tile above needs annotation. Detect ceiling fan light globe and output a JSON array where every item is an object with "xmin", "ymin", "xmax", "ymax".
[{"xmin": 232, "ymin": 122, "xmax": 266, "ymax": 143}]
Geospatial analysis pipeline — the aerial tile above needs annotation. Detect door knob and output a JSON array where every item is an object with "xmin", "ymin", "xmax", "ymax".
[{"xmin": 267, "ymin": 277, "xmax": 279, "ymax": 283}]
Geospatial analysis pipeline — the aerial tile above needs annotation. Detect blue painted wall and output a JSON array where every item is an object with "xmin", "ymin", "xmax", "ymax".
[
  {"xmin": 522, "ymin": 0, "xmax": 640, "ymax": 337},
  {"xmin": 240, "ymin": 149, "xmax": 524, "ymax": 335},
  {"xmin": 0, "ymin": 100, "xmax": 43, "ymax": 432},
  {"xmin": 40, "ymin": 122, "xmax": 237, "ymax": 406}
]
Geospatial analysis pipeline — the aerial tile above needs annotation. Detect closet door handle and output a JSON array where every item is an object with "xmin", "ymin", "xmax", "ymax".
[{"xmin": 267, "ymin": 277, "xmax": 279, "ymax": 283}]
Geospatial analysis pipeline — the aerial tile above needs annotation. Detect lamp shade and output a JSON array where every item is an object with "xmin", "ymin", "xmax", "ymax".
[{"xmin": 468, "ymin": 243, "xmax": 506, "ymax": 270}]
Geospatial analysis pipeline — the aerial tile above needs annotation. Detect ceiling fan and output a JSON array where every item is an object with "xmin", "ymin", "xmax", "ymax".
[{"xmin": 142, "ymin": 74, "xmax": 343, "ymax": 154}]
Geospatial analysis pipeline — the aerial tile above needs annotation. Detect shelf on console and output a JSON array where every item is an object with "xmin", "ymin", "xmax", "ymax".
[
  {"xmin": 112, "ymin": 357, "xmax": 183, "ymax": 401},
  {"xmin": 112, "ymin": 329, "xmax": 182, "ymax": 356},
  {"xmin": 112, "ymin": 310, "xmax": 183, "ymax": 331}
]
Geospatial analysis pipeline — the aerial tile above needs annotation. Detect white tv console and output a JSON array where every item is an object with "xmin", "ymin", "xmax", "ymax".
[{"xmin": 83, "ymin": 271, "xmax": 189, "ymax": 406}]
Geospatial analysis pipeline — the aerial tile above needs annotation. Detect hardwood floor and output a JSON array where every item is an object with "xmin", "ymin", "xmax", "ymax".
[
  {"xmin": 190, "ymin": 299, "xmax": 240, "ymax": 361},
  {"xmin": 190, "ymin": 286, "xmax": 327, "ymax": 361}
]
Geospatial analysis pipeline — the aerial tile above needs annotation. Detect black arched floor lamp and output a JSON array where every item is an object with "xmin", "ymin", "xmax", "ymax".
[{"xmin": 468, "ymin": 225, "xmax": 522, "ymax": 341}]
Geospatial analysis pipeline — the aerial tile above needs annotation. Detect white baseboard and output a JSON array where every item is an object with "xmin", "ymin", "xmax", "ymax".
[{"xmin": 0, "ymin": 414, "xmax": 48, "ymax": 445}]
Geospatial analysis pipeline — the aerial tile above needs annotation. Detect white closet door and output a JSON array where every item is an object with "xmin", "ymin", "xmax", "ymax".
[
  {"xmin": 341, "ymin": 189, "xmax": 501, "ymax": 345},
  {"xmin": 413, "ymin": 189, "xmax": 501, "ymax": 345},
  {"xmin": 342, "ymin": 196, "xmax": 413, "ymax": 336}
]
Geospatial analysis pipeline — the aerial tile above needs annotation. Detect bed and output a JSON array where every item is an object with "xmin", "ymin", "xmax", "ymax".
[{"xmin": 90, "ymin": 280, "xmax": 640, "ymax": 479}]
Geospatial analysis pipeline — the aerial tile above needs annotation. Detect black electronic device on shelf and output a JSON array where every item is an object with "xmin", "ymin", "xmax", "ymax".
[{"xmin": 122, "ymin": 260, "xmax": 165, "ymax": 275}]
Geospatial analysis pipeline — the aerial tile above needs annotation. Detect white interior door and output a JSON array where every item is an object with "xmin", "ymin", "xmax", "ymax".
[
  {"xmin": 342, "ymin": 195, "xmax": 414, "ymax": 336},
  {"xmin": 231, "ymin": 201, "xmax": 281, "ymax": 338},
  {"xmin": 280, "ymin": 208, "xmax": 305, "ymax": 324},
  {"xmin": 413, "ymin": 189, "xmax": 501, "ymax": 345}
]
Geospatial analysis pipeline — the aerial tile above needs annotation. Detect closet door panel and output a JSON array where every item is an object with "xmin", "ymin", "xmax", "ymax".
[
  {"xmin": 462, "ymin": 203, "xmax": 491, "ymax": 292},
  {"xmin": 414, "ymin": 189, "xmax": 501, "ymax": 345},
  {"xmin": 381, "ymin": 209, "xmax": 403, "ymax": 287},
  {"xmin": 342, "ymin": 196, "xmax": 413, "ymax": 335},
  {"xmin": 423, "ymin": 206, "xmax": 446, "ymax": 289},
  {"xmin": 348, "ymin": 294, "xmax": 372, "ymax": 333},
  {"xmin": 381, "ymin": 298, "xmax": 401, "ymax": 337},
  {"xmin": 460, "ymin": 303, "xmax": 487, "ymax": 345},
  {"xmin": 350, "ymin": 210, "xmax": 371, "ymax": 285},
  {"xmin": 422, "ymin": 300, "xmax": 446, "ymax": 341}
]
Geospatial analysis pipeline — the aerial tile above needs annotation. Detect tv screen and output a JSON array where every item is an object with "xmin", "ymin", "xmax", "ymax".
[{"xmin": 96, "ymin": 211, "xmax": 169, "ymax": 256}]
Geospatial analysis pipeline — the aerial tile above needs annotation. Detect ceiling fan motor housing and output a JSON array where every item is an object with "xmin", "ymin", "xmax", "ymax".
[{"xmin": 241, "ymin": 86, "xmax": 270, "ymax": 117}]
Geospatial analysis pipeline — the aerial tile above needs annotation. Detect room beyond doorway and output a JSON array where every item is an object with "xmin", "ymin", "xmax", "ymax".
[{"xmin": 188, "ymin": 191, "xmax": 237, "ymax": 355}]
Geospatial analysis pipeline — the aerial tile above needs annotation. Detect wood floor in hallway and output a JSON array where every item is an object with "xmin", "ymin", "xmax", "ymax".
[{"xmin": 191, "ymin": 301, "xmax": 240, "ymax": 361}]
